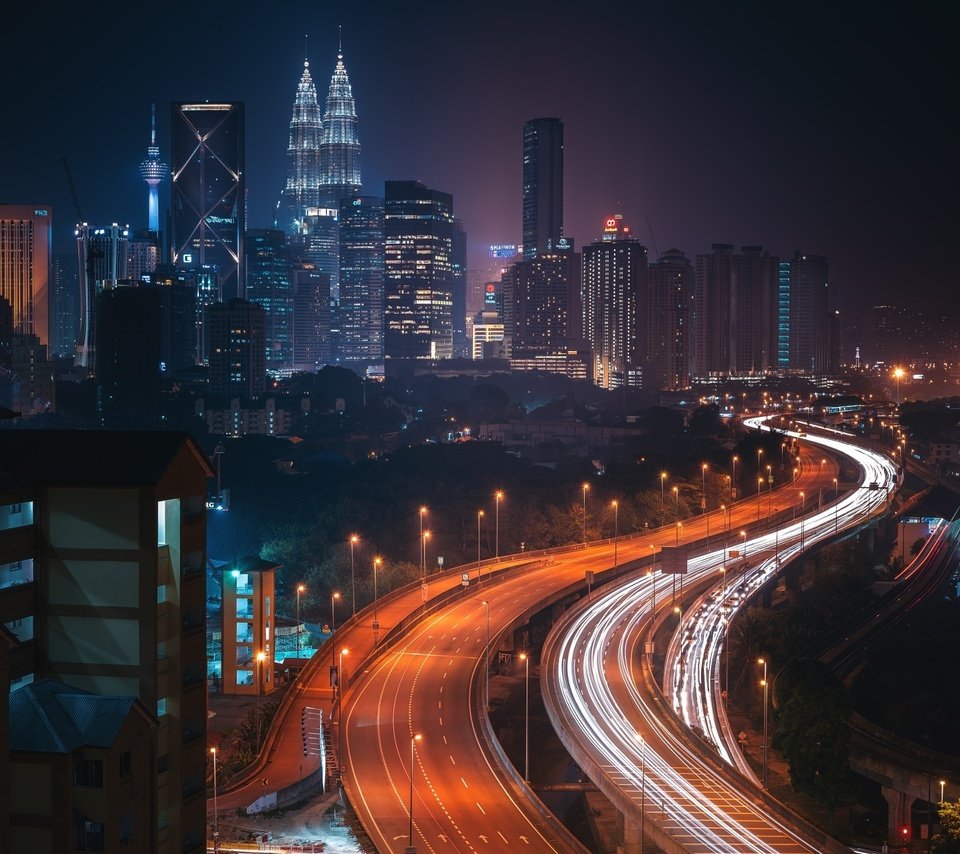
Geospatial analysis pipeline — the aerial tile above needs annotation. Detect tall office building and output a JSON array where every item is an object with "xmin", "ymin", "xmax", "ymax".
[
  {"xmin": 508, "ymin": 239, "xmax": 583, "ymax": 373},
  {"xmin": 522, "ymin": 118, "xmax": 564, "ymax": 260},
  {"xmin": 784, "ymin": 251, "xmax": 832, "ymax": 374},
  {"xmin": 693, "ymin": 244, "xmax": 777, "ymax": 378},
  {"xmin": 451, "ymin": 220, "xmax": 467, "ymax": 357},
  {"xmin": 384, "ymin": 181, "xmax": 457, "ymax": 360},
  {"xmin": 246, "ymin": 229, "xmax": 294, "ymax": 374},
  {"xmin": 319, "ymin": 50, "xmax": 362, "ymax": 208},
  {"xmin": 276, "ymin": 59, "xmax": 323, "ymax": 235},
  {"xmin": 291, "ymin": 262, "xmax": 331, "ymax": 371},
  {"xmin": 95, "ymin": 281, "xmax": 162, "ymax": 423},
  {"xmin": 338, "ymin": 195, "xmax": 384, "ymax": 364},
  {"xmin": 582, "ymin": 216, "xmax": 648, "ymax": 389},
  {"xmin": 75, "ymin": 222, "xmax": 131, "ymax": 372},
  {"xmin": 0, "ymin": 205, "xmax": 52, "ymax": 347},
  {"xmin": 171, "ymin": 102, "xmax": 245, "ymax": 300},
  {"xmin": 151, "ymin": 268, "xmax": 198, "ymax": 375},
  {"xmin": 207, "ymin": 298, "xmax": 266, "ymax": 397},
  {"xmin": 649, "ymin": 249, "xmax": 694, "ymax": 389},
  {"xmin": 139, "ymin": 103, "xmax": 168, "ymax": 234},
  {"xmin": 50, "ymin": 253, "xmax": 80, "ymax": 358},
  {"xmin": 0, "ymin": 430, "xmax": 212, "ymax": 853}
]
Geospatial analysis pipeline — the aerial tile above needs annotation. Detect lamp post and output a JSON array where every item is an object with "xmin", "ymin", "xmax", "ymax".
[
  {"xmin": 759, "ymin": 657, "xmax": 769, "ymax": 789},
  {"xmin": 660, "ymin": 472, "xmax": 667, "ymax": 527},
  {"xmin": 477, "ymin": 510, "xmax": 484, "ymax": 581},
  {"xmin": 495, "ymin": 491, "xmax": 504, "ymax": 560},
  {"xmin": 581, "ymin": 482, "xmax": 590, "ymax": 543},
  {"xmin": 941, "ymin": 780, "xmax": 946, "ymax": 803},
  {"xmin": 741, "ymin": 530, "xmax": 748, "ymax": 566},
  {"xmin": 612, "ymin": 500, "xmax": 619, "ymax": 574},
  {"xmin": 894, "ymin": 366, "xmax": 904, "ymax": 405},
  {"xmin": 296, "ymin": 584, "xmax": 305, "ymax": 665},
  {"xmin": 349, "ymin": 534, "xmax": 359, "ymax": 616},
  {"xmin": 799, "ymin": 492, "xmax": 805, "ymax": 548},
  {"xmin": 373, "ymin": 557, "xmax": 382, "ymax": 629},
  {"xmin": 519, "ymin": 653, "xmax": 530, "ymax": 782},
  {"xmin": 833, "ymin": 477, "xmax": 839, "ymax": 532},
  {"xmin": 421, "ymin": 531, "xmax": 431, "ymax": 579},
  {"xmin": 338, "ymin": 648, "xmax": 349, "ymax": 772},
  {"xmin": 673, "ymin": 485, "xmax": 679, "ymax": 520},
  {"xmin": 757, "ymin": 477, "xmax": 763, "ymax": 520},
  {"xmin": 210, "ymin": 747, "xmax": 219, "ymax": 851},
  {"xmin": 255, "ymin": 650, "xmax": 266, "ymax": 753},
  {"xmin": 418, "ymin": 506, "xmax": 427, "ymax": 576},
  {"xmin": 701, "ymin": 463, "xmax": 708, "ymax": 513},
  {"xmin": 638, "ymin": 734, "xmax": 646, "ymax": 854},
  {"xmin": 408, "ymin": 733, "xmax": 423, "ymax": 851},
  {"xmin": 481, "ymin": 600, "xmax": 490, "ymax": 709},
  {"xmin": 731, "ymin": 456, "xmax": 738, "ymax": 500}
]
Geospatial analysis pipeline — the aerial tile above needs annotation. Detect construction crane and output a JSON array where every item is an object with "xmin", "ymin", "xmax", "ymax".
[{"xmin": 62, "ymin": 157, "xmax": 85, "ymax": 224}]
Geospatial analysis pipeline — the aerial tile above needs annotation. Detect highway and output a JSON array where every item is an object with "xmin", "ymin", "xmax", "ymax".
[
  {"xmin": 340, "ymin": 441, "xmax": 838, "ymax": 852},
  {"xmin": 539, "ymin": 418, "xmax": 899, "ymax": 852}
]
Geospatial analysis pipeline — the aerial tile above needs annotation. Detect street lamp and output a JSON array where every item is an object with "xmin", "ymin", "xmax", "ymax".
[
  {"xmin": 581, "ymin": 482, "xmax": 590, "ymax": 543},
  {"xmin": 519, "ymin": 652, "xmax": 530, "ymax": 782},
  {"xmin": 408, "ymin": 733, "xmax": 423, "ymax": 851},
  {"xmin": 893, "ymin": 366, "xmax": 904, "ymax": 405},
  {"xmin": 296, "ymin": 584, "xmax": 306, "ymax": 665},
  {"xmin": 210, "ymin": 746, "xmax": 219, "ymax": 851},
  {"xmin": 741, "ymin": 530, "xmax": 748, "ymax": 565},
  {"xmin": 338, "ymin": 648, "xmax": 349, "ymax": 773},
  {"xmin": 637, "ymin": 733, "xmax": 646, "ymax": 854},
  {"xmin": 757, "ymin": 477, "xmax": 763, "ymax": 520},
  {"xmin": 731, "ymin": 456, "xmax": 738, "ymax": 500},
  {"xmin": 759, "ymin": 657, "xmax": 769, "ymax": 789},
  {"xmin": 611, "ymin": 500, "xmax": 619, "ymax": 574},
  {"xmin": 481, "ymin": 600, "xmax": 490, "ymax": 709},
  {"xmin": 660, "ymin": 472, "xmax": 667, "ymax": 526},
  {"xmin": 799, "ymin": 492, "xmax": 805, "ymax": 548},
  {"xmin": 833, "ymin": 477, "xmax": 839, "ymax": 532},
  {"xmin": 477, "ymin": 510, "xmax": 484, "ymax": 581},
  {"xmin": 672, "ymin": 485, "xmax": 679, "ymax": 520},
  {"xmin": 373, "ymin": 557, "xmax": 382, "ymax": 630},
  {"xmin": 255, "ymin": 650, "xmax": 267, "ymax": 752},
  {"xmin": 418, "ymin": 506, "xmax": 427, "ymax": 575},
  {"xmin": 421, "ymin": 531, "xmax": 431, "ymax": 579},
  {"xmin": 941, "ymin": 780, "xmax": 946, "ymax": 803},
  {"xmin": 349, "ymin": 534, "xmax": 359, "ymax": 616},
  {"xmin": 494, "ymin": 491, "xmax": 504, "ymax": 559},
  {"xmin": 701, "ymin": 463, "xmax": 708, "ymax": 513}
]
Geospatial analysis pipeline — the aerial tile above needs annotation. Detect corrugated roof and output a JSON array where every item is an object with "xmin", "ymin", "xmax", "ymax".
[
  {"xmin": 9, "ymin": 680, "xmax": 137, "ymax": 754},
  {"xmin": 0, "ymin": 429, "xmax": 212, "ymax": 488}
]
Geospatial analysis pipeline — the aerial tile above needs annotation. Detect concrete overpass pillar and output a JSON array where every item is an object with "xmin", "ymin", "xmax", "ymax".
[
  {"xmin": 882, "ymin": 784, "xmax": 912, "ymax": 840},
  {"xmin": 618, "ymin": 811, "xmax": 642, "ymax": 854}
]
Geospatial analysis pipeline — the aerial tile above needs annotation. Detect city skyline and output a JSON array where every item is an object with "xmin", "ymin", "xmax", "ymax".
[{"xmin": 0, "ymin": 2, "xmax": 954, "ymax": 320}]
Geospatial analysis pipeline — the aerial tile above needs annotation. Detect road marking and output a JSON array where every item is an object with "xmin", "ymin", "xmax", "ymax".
[
  {"xmin": 476, "ymin": 801, "xmax": 485, "ymax": 814},
  {"xmin": 442, "ymin": 735, "xmax": 447, "ymax": 744},
  {"xmin": 497, "ymin": 831, "xmax": 508, "ymax": 843},
  {"xmin": 450, "ymin": 755, "xmax": 456, "ymax": 765},
  {"xmin": 461, "ymin": 776, "xmax": 468, "ymax": 787}
]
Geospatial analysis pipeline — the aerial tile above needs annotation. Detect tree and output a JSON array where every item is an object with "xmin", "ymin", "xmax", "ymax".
[
  {"xmin": 933, "ymin": 799, "xmax": 960, "ymax": 853},
  {"xmin": 774, "ymin": 659, "xmax": 853, "ymax": 808}
]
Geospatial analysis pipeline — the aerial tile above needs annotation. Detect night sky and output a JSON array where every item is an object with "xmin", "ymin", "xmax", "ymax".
[{"xmin": 2, "ymin": 2, "xmax": 955, "ymax": 321}]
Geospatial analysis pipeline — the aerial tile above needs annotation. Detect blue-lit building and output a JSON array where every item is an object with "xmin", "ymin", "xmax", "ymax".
[
  {"xmin": 338, "ymin": 195, "xmax": 384, "ymax": 364},
  {"xmin": 276, "ymin": 60, "xmax": 323, "ymax": 236},
  {"xmin": 246, "ymin": 229, "xmax": 294, "ymax": 374},
  {"xmin": 139, "ymin": 103, "xmax": 168, "ymax": 234}
]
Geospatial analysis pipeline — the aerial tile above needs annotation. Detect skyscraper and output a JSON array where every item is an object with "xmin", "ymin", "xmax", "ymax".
[
  {"xmin": 522, "ymin": 118, "xmax": 564, "ymax": 260},
  {"xmin": 338, "ymin": 195, "xmax": 384, "ymax": 364},
  {"xmin": 649, "ymin": 249, "xmax": 694, "ymax": 389},
  {"xmin": 139, "ymin": 103, "xmax": 168, "ymax": 234},
  {"xmin": 275, "ymin": 59, "xmax": 323, "ymax": 235},
  {"xmin": 785, "ymin": 252, "xmax": 832, "ymax": 374},
  {"xmin": 319, "ymin": 50, "xmax": 362, "ymax": 209},
  {"xmin": 582, "ymin": 216, "xmax": 648, "ymax": 388},
  {"xmin": 207, "ymin": 298, "xmax": 266, "ymax": 397},
  {"xmin": 246, "ymin": 229, "xmax": 294, "ymax": 374},
  {"xmin": 171, "ymin": 102, "xmax": 245, "ymax": 300},
  {"xmin": 0, "ymin": 205, "xmax": 52, "ymax": 347},
  {"xmin": 75, "ymin": 222, "xmax": 131, "ymax": 372},
  {"xmin": 292, "ymin": 262, "xmax": 331, "ymax": 371},
  {"xmin": 693, "ymin": 244, "xmax": 777, "ymax": 378},
  {"xmin": 384, "ymin": 181, "xmax": 456, "ymax": 360},
  {"xmin": 50, "ymin": 252, "xmax": 80, "ymax": 358}
]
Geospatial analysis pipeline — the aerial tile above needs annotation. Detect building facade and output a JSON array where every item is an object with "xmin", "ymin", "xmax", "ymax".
[
  {"xmin": 0, "ymin": 205, "xmax": 52, "ymax": 348},
  {"xmin": 246, "ymin": 229, "xmax": 294, "ymax": 375},
  {"xmin": 384, "ymin": 181, "xmax": 457, "ymax": 360},
  {"xmin": 338, "ymin": 195, "xmax": 384, "ymax": 364},
  {"xmin": 275, "ymin": 60, "xmax": 323, "ymax": 236},
  {"xmin": 521, "ymin": 118, "xmax": 564, "ymax": 260},
  {"xmin": 75, "ymin": 223, "xmax": 131, "ymax": 372},
  {"xmin": 207, "ymin": 298, "xmax": 266, "ymax": 397},
  {"xmin": 171, "ymin": 102, "xmax": 246, "ymax": 300},
  {"xmin": 648, "ymin": 248, "xmax": 694, "ymax": 390}
]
